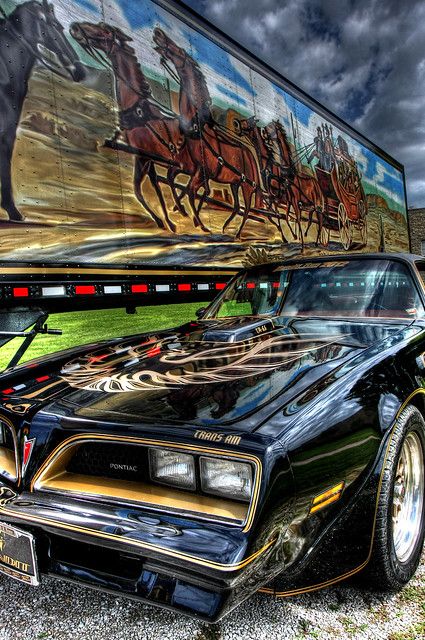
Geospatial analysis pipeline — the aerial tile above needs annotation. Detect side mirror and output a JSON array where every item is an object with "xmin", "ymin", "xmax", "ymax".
[{"xmin": 196, "ymin": 307, "xmax": 206, "ymax": 319}]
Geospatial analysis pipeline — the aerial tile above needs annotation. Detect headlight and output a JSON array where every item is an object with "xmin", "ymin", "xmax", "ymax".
[
  {"xmin": 149, "ymin": 449, "xmax": 196, "ymax": 490},
  {"xmin": 200, "ymin": 457, "xmax": 252, "ymax": 502}
]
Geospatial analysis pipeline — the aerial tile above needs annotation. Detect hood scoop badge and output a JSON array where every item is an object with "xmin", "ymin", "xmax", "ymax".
[{"xmin": 200, "ymin": 318, "xmax": 275, "ymax": 343}]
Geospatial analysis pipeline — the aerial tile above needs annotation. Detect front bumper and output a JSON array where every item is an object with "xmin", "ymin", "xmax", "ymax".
[{"xmin": 0, "ymin": 487, "xmax": 277, "ymax": 621}]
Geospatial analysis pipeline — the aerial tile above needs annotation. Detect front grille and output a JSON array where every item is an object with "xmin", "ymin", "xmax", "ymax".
[
  {"xmin": 33, "ymin": 438, "xmax": 250, "ymax": 525},
  {"xmin": 67, "ymin": 442, "xmax": 148, "ymax": 482}
]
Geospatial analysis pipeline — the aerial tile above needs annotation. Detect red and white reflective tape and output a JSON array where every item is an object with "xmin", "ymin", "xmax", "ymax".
[
  {"xmin": 42, "ymin": 286, "xmax": 66, "ymax": 297},
  {"xmin": 1, "ymin": 279, "xmax": 231, "ymax": 300}
]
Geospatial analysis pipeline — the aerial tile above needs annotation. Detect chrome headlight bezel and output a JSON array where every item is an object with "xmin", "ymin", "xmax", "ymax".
[
  {"xmin": 199, "ymin": 455, "xmax": 253, "ymax": 502},
  {"xmin": 148, "ymin": 448, "xmax": 196, "ymax": 491}
]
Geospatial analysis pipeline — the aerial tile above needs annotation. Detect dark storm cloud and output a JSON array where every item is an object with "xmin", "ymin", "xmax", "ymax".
[{"xmin": 181, "ymin": 0, "xmax": 425, "ymax": 206}]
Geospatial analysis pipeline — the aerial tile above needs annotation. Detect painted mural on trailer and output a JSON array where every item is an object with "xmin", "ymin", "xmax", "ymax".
[{"xmin": 0, "ymin": 0, "xmax": 409, "ymax": 266}]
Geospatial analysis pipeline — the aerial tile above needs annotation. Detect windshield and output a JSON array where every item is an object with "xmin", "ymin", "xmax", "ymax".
[{"xmin": 206, "ymin": 259, "xmax": 424, "ymax": 319}]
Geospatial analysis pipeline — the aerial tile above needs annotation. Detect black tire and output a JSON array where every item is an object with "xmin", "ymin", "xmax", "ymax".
[{"xmin": 366, "ymin": 405, "xmax": 425, "ymax": 590}]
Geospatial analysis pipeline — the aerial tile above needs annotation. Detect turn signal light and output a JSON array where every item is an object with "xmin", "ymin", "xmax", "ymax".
[{"xmin": 310, "ymin": 481, "xmax": 345, "ymax": 514}]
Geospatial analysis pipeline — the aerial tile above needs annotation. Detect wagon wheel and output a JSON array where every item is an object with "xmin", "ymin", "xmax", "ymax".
[
  {"xmin": 319, "ymin": 222, "xmax": 331, "ymax": 247},
  {"xmin": 358, "ymin": 201, "xmax": 367, "ymax": 246},
  {"xmin": 337, "ymin": 203, "xmax": 352, "ymax": 250}
]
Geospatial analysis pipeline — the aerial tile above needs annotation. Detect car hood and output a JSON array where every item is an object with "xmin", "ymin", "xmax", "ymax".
[{"xmin": 0, "ymin": 316, "xmax": 410, "ymax": 431}]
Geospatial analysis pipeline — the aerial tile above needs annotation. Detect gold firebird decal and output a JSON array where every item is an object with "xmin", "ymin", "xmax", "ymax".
[{"xmin": 59, "ymin": 333, "xmax": 347, "ymax": 393}]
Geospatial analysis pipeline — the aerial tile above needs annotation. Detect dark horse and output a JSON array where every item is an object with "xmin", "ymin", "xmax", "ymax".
[
  {"xmin": 70, "ymin": 20, "xmax": 190, "ymax": 233},
  {"xmin": 0, "ymin": 1, "xmax": 85, "ymax": 222},
  {"xmin": 153, "ymin": 27, "xmax": 263, "ymax": 239},
  {"xmin": 235, "ymin": 116, "xmax": 287, "ymax": 207},
  {"xmin": 235, "ymin": 116, "xmax": 291, "ymax": 241},
  {"xmin": 264, "ymin": 121, "xmax": 324, "ymax": 249}
]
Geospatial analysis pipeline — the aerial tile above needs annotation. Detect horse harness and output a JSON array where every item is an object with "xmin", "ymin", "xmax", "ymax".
[
  {"xmin": 118, "ymin": 99, "xmax": 183, "ymax": 156},
  {"xmin": 81, "ymin": 26, "xmax": 319, "ymax": 208},
  {"xmin": 77, "ymin": 26, "xmax": 177, "ymax": 119},
  {"xmin": 196, "ymin": 124, "xmax": 258, "ymax": 189},
  {"xmin": 241, "ymin": 122, "xmax": 297, "ymax": 198},
  {"xmin": 119, "ymin": 99, "xmax": 156, "ymax": 129}
]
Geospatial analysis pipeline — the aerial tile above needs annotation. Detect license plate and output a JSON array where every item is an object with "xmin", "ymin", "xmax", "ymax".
[{"xmin": 0, "ymin": 522, "xmax": 39, "ymax": 586}]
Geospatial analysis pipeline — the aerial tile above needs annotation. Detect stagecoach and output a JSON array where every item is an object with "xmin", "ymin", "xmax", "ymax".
[{"xmin": 315, "ymin": 164, "xmax": 368, "ymax": 250}]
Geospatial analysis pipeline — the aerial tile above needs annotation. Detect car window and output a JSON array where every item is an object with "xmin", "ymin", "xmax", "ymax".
[
  {"xmin": 207, "ymin": 268, "xmax": 281, "ymax": 318},
  {"xmin": 206, "ymin": 259, "xmax": 424, "ymax": 319}
]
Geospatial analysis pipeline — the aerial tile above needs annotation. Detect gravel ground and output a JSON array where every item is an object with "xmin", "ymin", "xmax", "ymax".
[{"xmin": 0, "ymin": 554, "xmax": 423, "ymax": 640}]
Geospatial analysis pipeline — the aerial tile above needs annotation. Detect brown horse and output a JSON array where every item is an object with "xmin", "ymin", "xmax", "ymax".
[
  {"xmin": 235, "ymin": 116, "xmax": 293, "ymax": 241},
  {"xmin": 153, "ymin": 27, "xmax": 263, "ymax": 239},
  {"xmin": 265, "ymin": 121, "xmax": 324, "ymax": 248},
  {"xmin": 70, "ymin": 21, "xmax": 186, "ymax": 233}
]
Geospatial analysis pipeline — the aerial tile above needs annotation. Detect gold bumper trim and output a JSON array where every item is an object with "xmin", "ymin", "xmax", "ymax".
[
  {"xmin": 0, "ymin": 504, "xmax": 275, "ymax": 572},
  {"xmin": 39, "ymin": 471, "xmax": 248, "ymax": 523}
]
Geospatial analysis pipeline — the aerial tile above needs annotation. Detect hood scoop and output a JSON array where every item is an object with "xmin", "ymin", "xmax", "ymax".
[{"xmin": 196, "ymin": 317, "xmax": 276, "ymax": 343}]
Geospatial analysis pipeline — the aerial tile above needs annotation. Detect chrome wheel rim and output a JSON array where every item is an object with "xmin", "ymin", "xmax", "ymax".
[{"xmin": 392, "ymin": 432, "xmax": 424, "ymax": 563}]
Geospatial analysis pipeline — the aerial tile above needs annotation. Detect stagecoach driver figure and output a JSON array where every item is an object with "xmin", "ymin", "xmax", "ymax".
[{"xmin": 307, "ymin": 126, "xmax": 325, "ymax": 167}]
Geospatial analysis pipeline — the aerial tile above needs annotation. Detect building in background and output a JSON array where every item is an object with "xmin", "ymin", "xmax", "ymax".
[{"xmin": 408, "ymin": 208, "xmax": 425, "ymax": 254}]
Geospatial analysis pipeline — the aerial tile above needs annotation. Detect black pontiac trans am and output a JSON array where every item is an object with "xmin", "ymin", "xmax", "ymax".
[{"xmin": 0, "ymin": 253, "xmax": 424, "ymax": 621}]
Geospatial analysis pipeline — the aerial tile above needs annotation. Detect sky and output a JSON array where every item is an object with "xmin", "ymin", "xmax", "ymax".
[{"xmin": 181, "ymin": 0, "xmax": 425, "ymax": 209}]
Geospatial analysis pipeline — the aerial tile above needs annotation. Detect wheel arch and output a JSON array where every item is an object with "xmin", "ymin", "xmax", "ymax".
[
  {"xmin": 406, "ymin": 389, "xmax": 425, "ymax": 420},
  {"xmin": 262, "ymin": 399, "xmax": 425, "ymax": 597}
]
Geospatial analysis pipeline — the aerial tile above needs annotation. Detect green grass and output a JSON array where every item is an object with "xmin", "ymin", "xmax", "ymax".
[
  {"xmin": 388, "ymin": 621, "xmax": 425, "ymax": 640},
  {"xmin": 399, "ymin": 584, "xmax": 425, "ymax": 606},
  {"xmin": 0, "ymin": 302, "xmax": 207, "ymax": 371}
]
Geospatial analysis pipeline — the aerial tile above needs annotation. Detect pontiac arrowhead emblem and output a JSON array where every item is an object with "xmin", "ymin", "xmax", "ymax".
[{"xmin": 22, "ymin": 437, "xmax": 36, "ymax": 476}]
